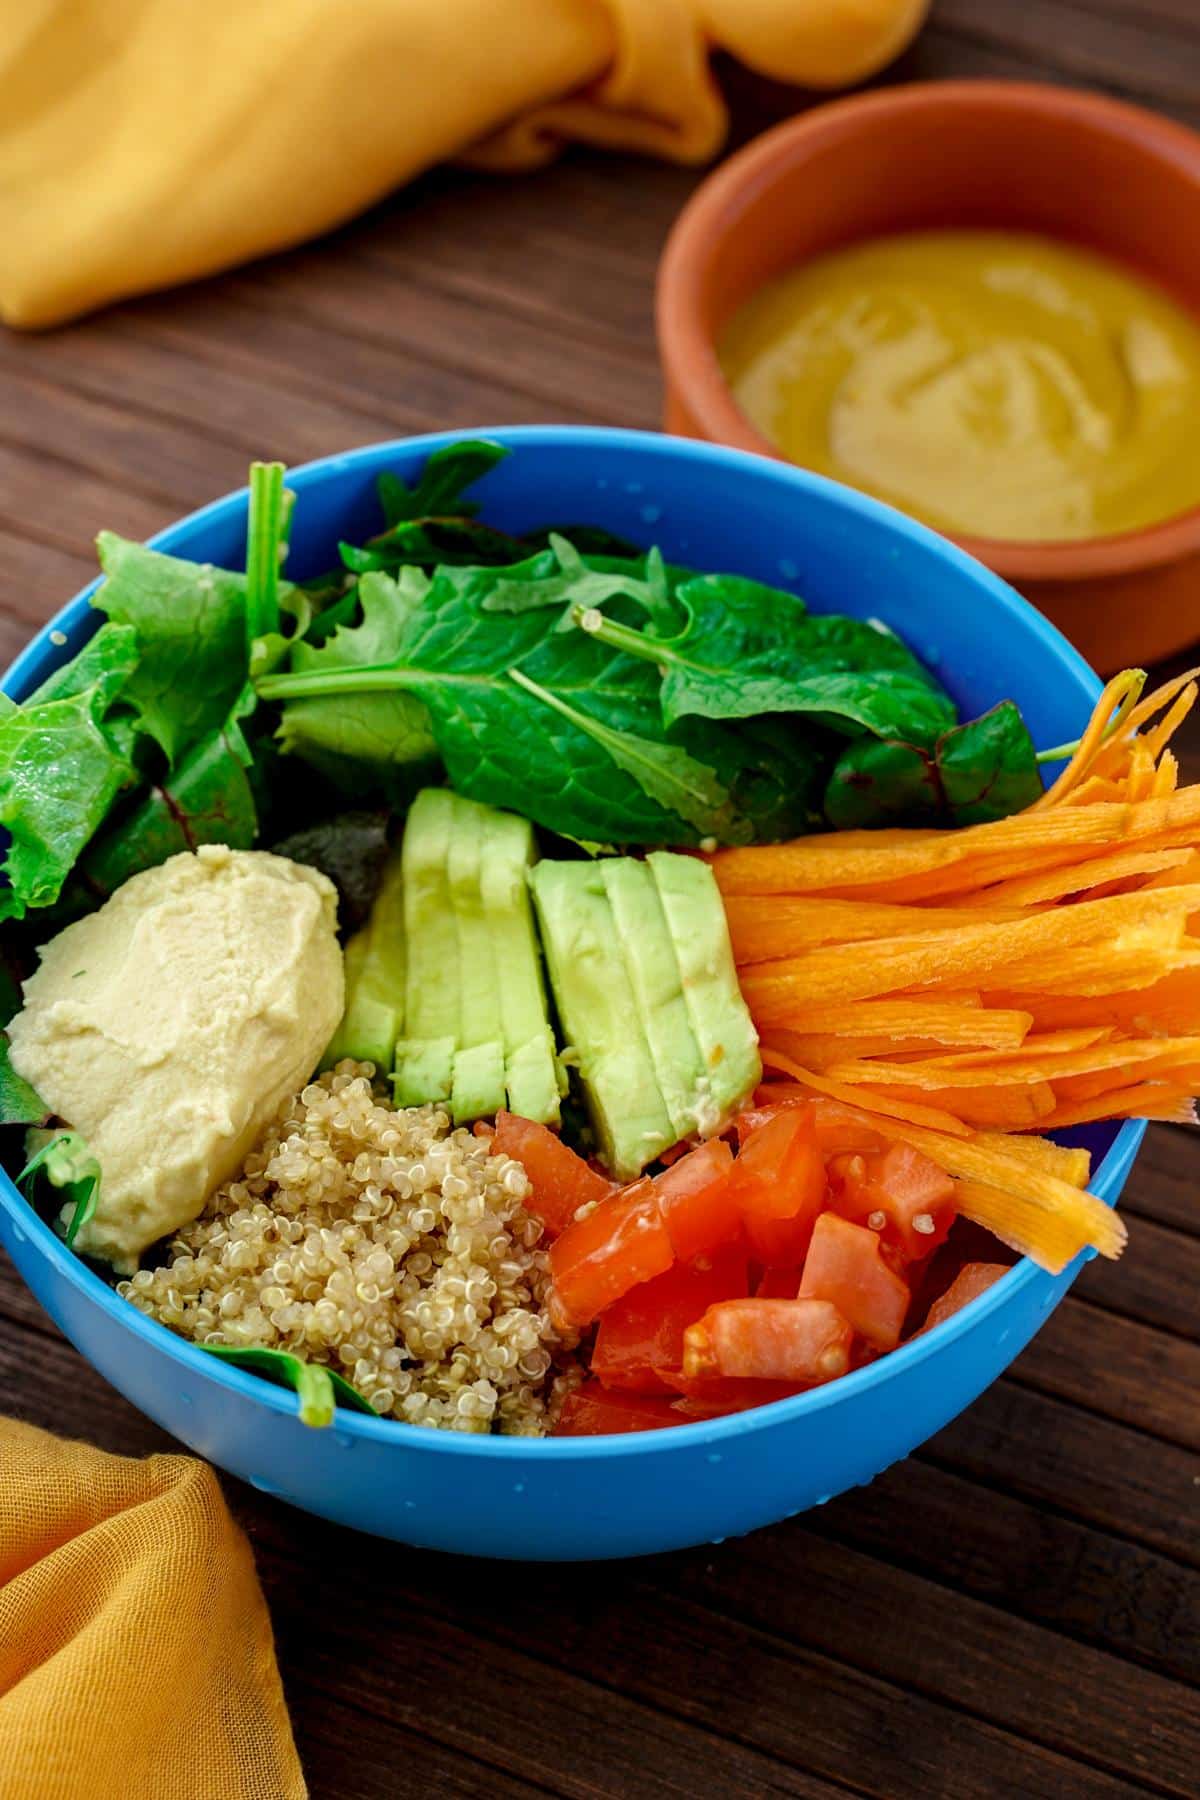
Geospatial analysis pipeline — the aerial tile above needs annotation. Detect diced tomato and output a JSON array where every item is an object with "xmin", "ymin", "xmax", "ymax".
[
  {"xmin": 829, "ymin": 1142, "xmax": 956, "ymax": 1262},
  {"xmin": 683, "ymin": 1297, "xmax": 853, "ymax": 1385},
  {"xmin": 727, "ymin": 1109, "xmax": 827, "ymax": 1264},
  {"xmin": 755, "ymin": 1265, "xmax": 802, "ymax": 1299},
  {"xmin": 591, "ymin": 1247, "xmax": 748, "ymax": 1392},
  {"xmin": 659, "ymin": 1369, "xmax": 809, "ymax": 1408},
  {"xmin": 548, "ymin": 1178, "xmax": 674, "ymax": 1328},
  {"xmin": 553, "ymin": 1384, "xmax": 680, "ymax": 1435},
  {"xmin": 749, "ymin": 1089, "xmax": 888, "ymax": 1156},
  {"xmin": 920, "ymin": 1262, "xmax": 1009, "ymax": 1334},
  {"xmin": 799, "ymin": 1212, "xmax": 910, "ymax": 1351},
  {"xmin": 472, "ymin": 1119, "xmax": 494, "ymax": 1141},
  {"xmin": 653, "ymin": 1138, "xmax": 741, "ymax": 1261},
  {"xmin": 492, "ymin": 1111, "xmax": 611, "ymax": 1239}
]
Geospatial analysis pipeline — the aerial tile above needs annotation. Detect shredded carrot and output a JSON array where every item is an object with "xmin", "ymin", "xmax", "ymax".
[
  {"xmin": 1029, "ymin": 668, "xmax": 1145, "ymax": 811},
  {"xmin": 756, "ymin": 1050, "xmax": 972, "ymax": 1136}
]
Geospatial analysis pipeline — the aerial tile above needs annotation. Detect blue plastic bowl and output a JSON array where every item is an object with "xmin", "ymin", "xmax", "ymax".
[{"xmin": 0, "ymin": 427, "xmax": 1142, "ymax": 1560}]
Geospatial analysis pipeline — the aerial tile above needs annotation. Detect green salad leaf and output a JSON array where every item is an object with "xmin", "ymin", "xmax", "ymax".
[
  {"xmin": 0, "ymin": 1039, "xmax": 48, "ymax": 1128},
  {"xmin": 575, "ymin": 576, "xmax": 959, "ymax": 747},
  {"xmin": 19, "ymin": 1129, "xmax": 101, "ymax": 1248},
  {"xmin": 93, "ymin": 533, "xmax": 252, "ymax": 765},
  {"xmin": 823, "ymin": 701, "xmax": 1043, "ymax": 830},
  {"xmin": 196, "ymin": 1344, "xmax": 374, "ymax": 1428},
  {"xmin": 0, "ymin": 678, "xmax": 138, "ymax": 921}
]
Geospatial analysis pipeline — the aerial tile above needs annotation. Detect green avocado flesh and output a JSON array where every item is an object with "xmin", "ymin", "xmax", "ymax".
[{"xmin": 322, "ymin": 846, "xmax": 405, "ymax": 1071}]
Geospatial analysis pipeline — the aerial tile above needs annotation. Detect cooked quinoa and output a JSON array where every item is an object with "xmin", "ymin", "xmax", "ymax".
[{"xmin": 117, "ymin": 1064, "xmax": 581, "ymax": 1434}]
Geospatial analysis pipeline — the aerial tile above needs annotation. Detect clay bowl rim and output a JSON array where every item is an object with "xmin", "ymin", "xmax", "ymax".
[{"xmin": 656, "ymin": 79, "xmax": 1200, "ymax": 586}]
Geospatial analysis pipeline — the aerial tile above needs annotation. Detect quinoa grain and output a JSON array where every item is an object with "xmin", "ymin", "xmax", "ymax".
[{"xmin": 118, "ymin": 1064, "xmax": 581, "ymax": 1434}]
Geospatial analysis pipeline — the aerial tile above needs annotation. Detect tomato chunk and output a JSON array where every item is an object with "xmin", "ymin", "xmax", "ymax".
[
  {"xmin": 727, "ymin": 1110, "xmax": 827, "ymax": 1264},
  {"xmin": 755, "ymin": 1265, "xmax": 802, "ymax": 1299},
  {"xmin": 591, "ymin": 1247, "xmax": 748, "ymax": 1392},
  {"xmin": 921, "ymin": 1262, "xmax": 1009, "ymax": 1333},
  {"xmin": 553, "ymin": 1384, "xmax": 680, "ymax": 1435},
  {"xmin": 830, "ymin": 1142, "xmax": 956, "ymax": 1261},
  {"xmin": 683, "ymin": 1297, "xmax": 853, "ymax": 1385},
  {"xmin": 548, "ymin": 1178, "xmax": 674, "ymax": 1327},
  {"xmin": 653, "ymin": 1138, "xmax": 740, "ymax": 1261},
  {"xmin": 799, "ymin": 1212, "xmax": 910, "ymax": 1351},
  {"xmin": 660, "ymin": 1369, "xmax": 810, "ymax": 1409},
  {"xmin": 492, "ymin": 1111, "xmax": 611, "ymax": 1239},
  {"xmin": 747, "ymin": 1089, "xmax": 888, "ymax": 1156}
]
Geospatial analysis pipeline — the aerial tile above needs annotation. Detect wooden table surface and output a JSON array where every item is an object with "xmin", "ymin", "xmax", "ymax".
[{"xmin": 2, "ymin": 6, "xmax": 1199, "ymax": 1796}]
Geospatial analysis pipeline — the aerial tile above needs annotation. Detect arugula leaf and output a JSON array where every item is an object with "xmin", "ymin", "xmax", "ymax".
[
  {"xmin": 196, "ymin": 1344, "xmax": 374, "ymax": 1427},
  {"xmin": 93, "ymin": 533, "xmax": 251, "ymax": 764},
  {"xmin": 576, "ymin": 576, "xmax": 958, "ymax": 747},
  {"xmin": 0, "ymin": 1038, "xmax": 48, "ymax": 1127},
  {"xmin": 937, "ymin": 702, "xmax": 1043, "ymax": 825},
  {"xmin": 259, "ymin": 572, "xmax": 737, "ymax": 844},
  {"xmin": 0, "ymin": 680, "xmax": 137, "ymax": 921},
  {"xmin": 478, "ymin": 537, "xmax": 680, "ymax": 634}
]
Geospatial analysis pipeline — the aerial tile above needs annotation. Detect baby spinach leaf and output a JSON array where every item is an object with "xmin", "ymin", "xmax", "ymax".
[
  {"xmin": 676, "ymin": 714, "xmax": 825, "ymax": 843},
  {"xmin": 341, "ymin": 516, "xmax": 530, "ymax": 573},
  {"xmin": 938, "ymin": 702, "xmax": 1043, "ymax": 825},
  {"xmin": 0, "ymin": 1039, "xmax": 48, "ymax": 1127},
  {"xmin": 0, "ymin": 682, "xmax": 138, "ymax": 921},
  {"xmin": 258, "ymin": 572, "xmax": 724, "ymax": 844},
  {"xmin": 93, "ymin": 533, "xmax": 251, "ymax": 765},
  {"xmin": 576, "ymin": 576, "xmax": 958, "ymax": 747},
  {"xmin": 824, "ymin": 737, "xmax": 942, "ymax": 830},
  {"xmin": 509, "ymin": 670, "xmax": 748, "ymax": 844},
  {"xmin": 196, "ymin": 1344, "xmax": 374, "ymax": 1428},
  {"xmin": 478, "ymin": 537, "xmax": 679, "ymax": 634}
]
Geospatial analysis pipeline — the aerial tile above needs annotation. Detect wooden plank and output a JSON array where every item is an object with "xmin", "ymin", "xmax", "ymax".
[
  {"xmin": 0, "ymin": 527, "xmax": 96, "ymax": 654},
  {"xmin": 930, "ymin": 1383, "xmax": 1200, "ymax": 1567},
  {"xmin": 1013, "ymin": 1299, "xmax": 1200, "ymax": 1452},
  {"xmin": 1121, "ymin": 1127, "xmax": 1200, "ymax": 1238},
  {"xmin": 812, "ymin": 1455, "xmax": 1200, "ymax": 1688},
  {"xmin": 1077, "ymin": 1215, "xmax": 1200, "ymax": 1342},
  {"xmin": 289, "ymin": 1692, "xmax": 552, "ymax": 1800},
  {"xmin": 935, "ymin": 0, "xmax": 1200, "ymax": 110}
]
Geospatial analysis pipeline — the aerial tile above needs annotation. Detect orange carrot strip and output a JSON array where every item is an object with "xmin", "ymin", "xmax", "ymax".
[
  {"xmin": 950, "ymin": 848, "xmax": 1193, "ymax": 911},
  {"xmin": 1033, "ymin": 1085, "xmax": 1199, "ymax": 1131},
  {"xmin": 926, "ymin": 1028, "xmax": 1115, "ymax": 1066},
  {"xmin": 826, "ymin": 1034, "xmax": 1200, "ymax": 1092},
  {"xmin": 1030, "ymin": 669, "xmax": 1146, "ymax": 811},
  {"xmin": 864, "ymin": 1082, "xmax": 1057, "ymax": 1130},
  {"xmin": 952, "ymin": 1179, "xmax": 1099, "ymax": 1275},
  {"xmin": 762, "ymin": 1002, "xmax": 1031, "ymax": 1051},
  {"xmin": 724, "ymin": 894, "xmax": 1022, "ymax": 963},
  {"xmin": 971, "ymin": 1131, "xmax": 1090, "ymax": 1188},
  {"xmin": 756, "ymin": 1050, "xmax": 972, "ymax": 1136}
]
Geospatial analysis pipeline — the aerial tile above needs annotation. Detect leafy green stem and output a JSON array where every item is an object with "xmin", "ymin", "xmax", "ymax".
[
  {"xmin": 245, "ymin": 461, "xmax": 289, "ymax": 647},
  {"xmin": 571, "ymin": 602, "xmax": 673, "ymax": 665},
  {"xmin": 197, "ymin": 1344, "xmax": 374, "ymax": 1427},
  {"xmin": 1035, "ymin": 670, "xmax": 1146, "ymax": 764}
]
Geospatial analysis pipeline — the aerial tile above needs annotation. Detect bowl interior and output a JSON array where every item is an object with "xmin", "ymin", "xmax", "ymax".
[{"xmin": 0, "ymin": 426, "xmax": 1139, "ymax": 1460}]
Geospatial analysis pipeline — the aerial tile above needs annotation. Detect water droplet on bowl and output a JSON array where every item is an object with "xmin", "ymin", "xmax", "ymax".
[
  {"xmin": 709, "ymin": 1535, "xmax": 726, "ymax": 1546},
  {"xmin": 998, "ymin": 1329, "xmax": 1012, "ymax": 1346},
  {"xmin": 815, "ymin": 1493, "xmax": 833, "ymax": 1507},
  {"xmin": 249, "ymin": 1475, "xmax": 281, "ymax": 1498},
  {"xmin": 403, "ymin": 1498, "xmax": 416, "ymax": 1510},
  {"xmin": 706, "ymin": 1452, "xmax": 723, "ymax": 1465},
  {"xmin": 178, "ymin": 1392, "xmax": 194, "ymax": 1409},
  {"xmin": 512, "ymin": 1482, "xmax": 526, "ymax": 1494},
  {"xmin": 333, "ymin": 1431, "xmax": 355, "ymax": 1451},
  {"xmin": 624, "ymin": 480, "xmax": 644, "ymax": 495},
  {"xmin": 639, "ymin": 503, "xmax": 662, "ymax": 525},
  {"xmin": 10, "ymin": 1223, "xmax": 26, "ymax": 1245},
  {"xmin": 777, "ymin": 558, "xmax": 799, "ymax": 580}
]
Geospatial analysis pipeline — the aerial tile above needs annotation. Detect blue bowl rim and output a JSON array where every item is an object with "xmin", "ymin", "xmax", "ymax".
[{"xmin": 0, "ymin": 423, "xmax": 1145, "ymax": 1458}]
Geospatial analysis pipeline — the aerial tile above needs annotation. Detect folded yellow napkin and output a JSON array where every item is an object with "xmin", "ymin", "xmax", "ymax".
[
  {"xmin": 0, "ymin": 1418, "xmax": 303, "ymax": 1800},
  {"xmin": 0, "ymin": 0, "xmax": 927, "ymax": 329}
]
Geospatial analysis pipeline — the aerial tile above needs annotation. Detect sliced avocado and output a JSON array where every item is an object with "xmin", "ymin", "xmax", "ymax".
[
  {"xmin": 479, "ymin": 808, "xmax": 559, "ymax": 1124},
  {"xmin": 450, "ymin": 1040, "xmax": 507, "ymax": 1125},
  {"xmin": 402, "ymin": 790, "xmax": 460, "ymax": 1041},
  {"xmin": 504, "ymin": 1026, "xmax": 563, "ymax": 1125},
  {"xmin": 445, "ymin": 792, "xmax": 506, "ymax": 1050},
  {"xmin": 393, "ymin": 1036, "xmax": 457, "ymax": 1108},
  {"xmin": 322, "ymin": 844, "xmax": 406, "ymax": 1072},
  {"xmin": 599, "ymin": 857, "xmax": 708, "ymax": 1141},
  {"xmin": 647, "ymin": 852, "xmax": 761, "ymax": 1132},
  {"xmin": 529, "ymin": 861, "xmax": 674, "ymax": 1180}
]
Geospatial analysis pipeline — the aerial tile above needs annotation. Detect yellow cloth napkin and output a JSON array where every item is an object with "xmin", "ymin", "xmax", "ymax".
[
  {"xmin": 0, "ymin": 1418, "xmax": 304, "ymax": 1800},
  {"xmin": 0, "ymin": 0, "xmax": 927, "ymax": 329}
]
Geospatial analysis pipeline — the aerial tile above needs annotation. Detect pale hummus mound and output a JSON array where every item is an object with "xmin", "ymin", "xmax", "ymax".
[{"xmin": 7, "ymin": 846, "xmax": 343, "ymax": 1271}]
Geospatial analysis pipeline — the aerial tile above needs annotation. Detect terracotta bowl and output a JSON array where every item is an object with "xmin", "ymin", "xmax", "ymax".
[{"xmin": 657, "ymin": 81, "xmax": 1200, "ymax": 672}]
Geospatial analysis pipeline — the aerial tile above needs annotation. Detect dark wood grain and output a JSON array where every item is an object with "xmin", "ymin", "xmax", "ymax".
[{"xmin": 1, "ymin": 9, "xmax": 1198, "ymax": 1798}]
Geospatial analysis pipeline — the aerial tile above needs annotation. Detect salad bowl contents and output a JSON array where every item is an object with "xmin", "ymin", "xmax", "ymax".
[{"xmin": 0, "ymin": 427, "xmax": 1189, "ymax": 1557}]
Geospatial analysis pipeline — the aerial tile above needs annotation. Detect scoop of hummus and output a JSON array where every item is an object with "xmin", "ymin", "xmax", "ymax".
[{"xmin": 7, "ymin": 845, "xmax": 343, "ymax": 1270}]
